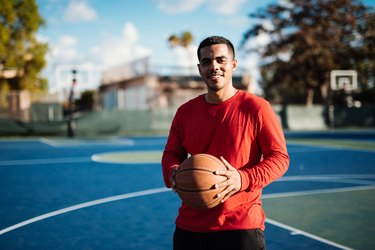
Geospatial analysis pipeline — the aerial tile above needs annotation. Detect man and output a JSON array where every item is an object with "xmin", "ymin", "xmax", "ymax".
[{"xmin": 162, "ymin": 36, "xmax": 289, "ymax": 250}]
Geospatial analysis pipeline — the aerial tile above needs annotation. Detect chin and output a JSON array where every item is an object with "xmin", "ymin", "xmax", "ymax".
[
  {"xmin": 205, "ymin": 78, "xmax": 225, "ymax": 90},
  {"xmin": 207, "ymin": 84, "xmax": 223, "ymax": 92}
]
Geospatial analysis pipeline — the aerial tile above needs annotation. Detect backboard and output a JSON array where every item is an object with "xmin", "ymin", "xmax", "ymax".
[
  {"xmin": 54, "ymin": 64, "xmax": 101, "ymax": 92},
  {"xmin": 330, "ymin": 70, "xmax": 358, "ymax": 91}
]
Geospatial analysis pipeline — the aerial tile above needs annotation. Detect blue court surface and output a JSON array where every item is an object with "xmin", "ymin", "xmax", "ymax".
[{"xmin": 0, "ymin": 131, "xmax": 374, "ymax": 249}]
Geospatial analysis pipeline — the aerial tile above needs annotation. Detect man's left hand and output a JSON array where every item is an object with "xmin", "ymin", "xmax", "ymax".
[{"xmin": 214, "ymin": 156, "xmax": 241, "ymax": 203}]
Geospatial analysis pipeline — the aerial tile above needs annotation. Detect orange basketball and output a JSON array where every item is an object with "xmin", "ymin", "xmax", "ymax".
[{"xmin": 174, "ymin": 154, "xmax": 228, "ymax": 209}]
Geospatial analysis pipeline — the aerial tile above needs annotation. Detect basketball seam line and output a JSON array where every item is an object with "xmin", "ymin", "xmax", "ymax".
[
  {"xmin": 174, "ymin": 186, "xmax": 216, "ymax": 192},
  {"xmin": 176, "ymin": 168, "xmax": 217, "ymax": 173}
]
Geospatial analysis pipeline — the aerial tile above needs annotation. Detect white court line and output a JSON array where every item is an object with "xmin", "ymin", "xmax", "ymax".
[
  {"xmin": 266, "ymin": 218, "xmax": 353, "ymax": 250},
  {"xmin": 288, "ymin": 141, "xmax": 375, "ymax": 153},
  {"xmin": 39, "ymin": 137, "xmax": 135, "ymax": 148},
  {"xmin": 39, "ymin": 138, "xmax": 59, "ymax": 147},
  {"xmin": 279, "ymin": 174, "xmax": 375, "ymax": 181},
  {"xmin": 287, "ymin": 147, "xmax": 340, "ymax": 153},
  {"xmin": 265, "ymin": 174, "xmax": 375, "ymax": 198},
  {"xmin": 262, "ymin": 185, "xmax": 375, "ymax": 199},
  {"xmin": 0, "ymin": 157, "xmax": 91, "ymax": 166},
  {"xmin": 0, "ymin": 185, "xmax": 364, "ymax": 249},
  {"xmin": 277, "ymin": 175, "xmax": 375, "ymax": 186},
  {"xmin": 0, "ymin": 187, "xmax": 169, "ymax": 236},
  {"xmin": 1, "ymin": 175, "xmax": 373, "ymax": 243}
]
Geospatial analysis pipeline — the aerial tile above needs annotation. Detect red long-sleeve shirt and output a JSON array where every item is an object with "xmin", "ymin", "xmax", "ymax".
[{"xmin": 162, "ymin": 90, "xmax": 289, "ymax": 232}]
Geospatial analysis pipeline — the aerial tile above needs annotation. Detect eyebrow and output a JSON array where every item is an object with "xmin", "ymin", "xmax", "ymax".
[{"xmin": 200, "ymin": 55, "xmax": 228, "ymax": 62}]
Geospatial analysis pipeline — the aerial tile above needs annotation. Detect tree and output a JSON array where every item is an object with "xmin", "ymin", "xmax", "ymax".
[
  {"xmin": 241, "ymin": 0, "xmax": 375, "ymax": 105},
  {"xmin": 0, "ymin": 0, "xmax": 48, "ymax": 93},
  {"xmin": 167, "ymin": 31, "xmax": 196, "ymax": 73},
  {"xmin": 75, "ymin": 90, "xmax": 95, "ymax": 111},
  {"xmin": 168, "ymin": 31, "xmax": 194, "ymax": 48}
]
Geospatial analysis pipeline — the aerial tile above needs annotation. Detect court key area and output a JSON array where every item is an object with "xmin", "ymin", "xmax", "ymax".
[{"xmin": 0, "ymin": 131, "xmax": 374, "ymax": 249}]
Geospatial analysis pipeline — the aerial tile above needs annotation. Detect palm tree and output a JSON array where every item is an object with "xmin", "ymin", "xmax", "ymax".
[
  {"xmin": 168, "ymin": 34, "xmax": 180, "ymax": 48},
  {"xmin": 167, "ymin": 31, "xmax": 194, "ymax": 48}
]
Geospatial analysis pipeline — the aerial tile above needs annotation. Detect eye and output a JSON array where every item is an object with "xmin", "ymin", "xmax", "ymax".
[
  {"xmin": 217, "ymin": 57, "xmax": 227, "ymax": 64},
  {"xmin": 200, "ymin": 59, "xmax": 211, "ymax": 66}
]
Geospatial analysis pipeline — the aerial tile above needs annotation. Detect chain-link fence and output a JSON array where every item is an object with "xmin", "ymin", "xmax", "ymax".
[{"xmin": 0, "ymin": 91, "xmax": 62, "ymax": 122}]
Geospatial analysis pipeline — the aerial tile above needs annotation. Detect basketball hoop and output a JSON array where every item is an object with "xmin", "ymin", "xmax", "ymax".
[
  {"xmin": 54, "ymin": 64, "xmax": 100, "ymax": 92},
  {"xmin": 330, "ymin": 70, "xmax": 358, "ymax": 91},
  {"xmin": 328, "ymin": 70, "xmax": 359, "ymax": 129}
]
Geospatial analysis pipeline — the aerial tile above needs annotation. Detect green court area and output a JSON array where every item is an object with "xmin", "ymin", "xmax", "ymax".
[
  {"xmin": 92, "ymin": 151, "xmax": 163, "ymax": 163},
  {"xmin": 287, "ymin": 138, "xmax": 375, "ymax": 151},
  {"xmin": 263, "ymin": 189, "xmax": 375, "ymax": 250}
]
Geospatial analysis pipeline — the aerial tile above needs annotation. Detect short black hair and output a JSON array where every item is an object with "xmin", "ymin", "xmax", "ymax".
[{"xmin": 197, "ymin": 36, "xmax": 235, "ymax": 61}]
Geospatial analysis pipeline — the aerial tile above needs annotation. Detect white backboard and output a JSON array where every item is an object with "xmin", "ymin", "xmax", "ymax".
[
  {"xmin": 54, "ymin": 64, "xmax": 100, "ymax": 91},
  {"xmin": 330, "ymin": 70, "xmax": 358, "ymax": 91}
]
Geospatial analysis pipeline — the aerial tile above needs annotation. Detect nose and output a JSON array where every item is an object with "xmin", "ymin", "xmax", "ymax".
[{"xmin": 209, "ymin": 59, "xmax": 219, "ymax": 71}]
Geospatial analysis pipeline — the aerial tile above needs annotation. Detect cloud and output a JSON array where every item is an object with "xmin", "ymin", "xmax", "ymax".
[
  {"xmin": 64, "ymin": 0, "xmax": 97, "ymax": 23},
  {"xmin": 36, "ymin": 33, "xmax": 49, "ymax": 44},
  {"xmin": 155, "ymin": 0, "xmax": 246, "ymax": 15},
  {"xmin": 155, "ymin": 0, "xmax": 204, "ymax": 13},
  {"xmin": 207, "ymin": 0, "xmax": 247, "ymax": 15},
  {"xmin": 51, "ymin": 35, "xmax": 80, "ymax": 63},
  {"xmin": 225, "ymin": 16, "xmax": 251, "ymax": 29},
  {"xmin": 41, "ymin": 35, "xmax": 80, "ymax": 92},
  {"xmin": 88, "ymin": 22, "xmax": 151, "ymax": 69},
  {"xmin": 241, "ymin": 30, "xmax": 271, "ymax": 53},
  {"xmin": 122, "ymin": 22, "xmax": 139, "ymax": 45},
  {"xmin": 170, "ymin": 45, "xmax": 197, "ymax": 66},
  {"xmin": 59, "ymin": 35, "xmax": 77, "ymax": 47},
  {"xmin": 46, "ymin": 22, "xmax": 150, "ymax": 69},
  {"xmin": 44, "ymin": 22, "xmax": 151, "ymax": 92}
]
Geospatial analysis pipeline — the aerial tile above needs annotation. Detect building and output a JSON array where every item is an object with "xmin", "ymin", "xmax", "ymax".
[{"xmin": 98, "ymin": 57, "xmax": 253, "ymax": 110}]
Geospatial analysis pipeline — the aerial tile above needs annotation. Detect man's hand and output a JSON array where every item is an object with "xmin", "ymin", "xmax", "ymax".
[
  {"xmin": 214, "ymin": 156, "xmax": 241, "ymax": 203},
  {"xmin": 170, "ymin": 165, "xmax": 180, "ymax": 191}
]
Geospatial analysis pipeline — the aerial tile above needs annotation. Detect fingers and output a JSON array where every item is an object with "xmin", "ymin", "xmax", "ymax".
[
  {"xmin": 214, "ymin": 173, "xmax": 238, "ymax": 203},
  {"xmin": 214, "ymin": 156, "xmax": 241, "ymax": 202},
  {"xmin": 214, "ymin": 156, "xmax": 236, "ymax": 181},
  {"xmin": 220, "ymin": 156, "xmax": 233, "ymax": 170},
  {"xmin": 216, "ymin": 185, "xmax": 237, "ymax": 202},
  {"xmin": 170, "ymin": 165, "xmax": 180, "ymax": 192},
  {"xmin": 214, "ymin": 156, "xmax": 235, "ymax": 176}
]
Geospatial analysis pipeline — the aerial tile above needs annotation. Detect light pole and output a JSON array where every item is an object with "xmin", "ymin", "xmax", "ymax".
[{"xmin": 67, "ymin": 69, "xmax": 77, "ymax": 137}]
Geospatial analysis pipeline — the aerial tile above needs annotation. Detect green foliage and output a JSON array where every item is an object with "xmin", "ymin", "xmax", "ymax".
[
  {"xmin": 168, "ymin": 31, "xmax": 194, "ymax": 48},
  {"xmin": 75, "ymin": 90, "xmax": 95, "ymax": 111},
  {"xmin": 0, "ymin": 0, "xmax": 48, "ymax": 92},
  {"xmin": 241, "ymin": 0, "xmax": 375, "ymax": 104}
]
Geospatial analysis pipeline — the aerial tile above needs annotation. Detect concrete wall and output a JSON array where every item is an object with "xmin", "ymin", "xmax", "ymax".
[
  {"xmin": 272, "ymin": 105, "xmax": 328, "ymax": 131},
  {"xmin": 1, "ymin": 105, "xmax": 374, "ymax": 136}
]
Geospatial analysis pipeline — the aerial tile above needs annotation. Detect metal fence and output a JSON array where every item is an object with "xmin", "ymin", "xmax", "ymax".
[{"xmin": 0, "ymin": 91, "xmax": 62, "ymax": 122}]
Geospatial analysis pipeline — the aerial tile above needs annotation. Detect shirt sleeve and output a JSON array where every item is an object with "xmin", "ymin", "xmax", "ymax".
[
  {"xmin": 161, "ymin": 110, "xmax": 188, "ymax": 188},
  {"xmin": 239, "ymin": 101, "xmax": 290, "ymax": 192}
]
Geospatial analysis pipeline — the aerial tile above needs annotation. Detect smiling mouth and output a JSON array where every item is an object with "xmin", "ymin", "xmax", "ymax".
[{"xmin": 209, "ymin": 73, "xmax": 224, "ymax": 80}]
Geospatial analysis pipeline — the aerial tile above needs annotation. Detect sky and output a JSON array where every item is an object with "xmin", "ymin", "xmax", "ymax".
[{"xmin": 36, "ymin": 0, "xmax": 375, "ymax": 94}]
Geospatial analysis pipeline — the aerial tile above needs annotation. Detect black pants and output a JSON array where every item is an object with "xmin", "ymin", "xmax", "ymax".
[{"xmin": 173, "ymin": 227, "xmax": 266, "ymax": 250}]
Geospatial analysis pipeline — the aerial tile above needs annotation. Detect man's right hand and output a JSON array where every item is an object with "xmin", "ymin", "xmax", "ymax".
[{"xmin": 170, "ymin": 165, "xmax": 180, "ymax": 191}]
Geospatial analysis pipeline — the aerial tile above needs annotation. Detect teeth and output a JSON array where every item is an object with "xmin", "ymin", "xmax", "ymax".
[{"xmin": 210, "ymin": 74, "xmax": 222, "ymax": 78}]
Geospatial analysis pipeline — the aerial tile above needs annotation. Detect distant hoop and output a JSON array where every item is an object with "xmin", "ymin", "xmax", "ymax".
[
  {"xmin": 54, "ymin": 64, "xmax": 100, "ymax": 91},
  {"xmin": 330, "ymin": 70, "xmax": 358, "ymax": 91}
]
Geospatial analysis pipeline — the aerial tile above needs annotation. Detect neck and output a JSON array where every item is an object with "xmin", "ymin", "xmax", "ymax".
[{"xmin": 205, "ymin": 87, "xmax": 238, "ymax": 104}]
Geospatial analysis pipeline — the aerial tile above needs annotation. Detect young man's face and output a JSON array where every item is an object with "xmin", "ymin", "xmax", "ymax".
[{"xmin": 197, "ymin": 44, "xmax": 237, "ymax": 92}]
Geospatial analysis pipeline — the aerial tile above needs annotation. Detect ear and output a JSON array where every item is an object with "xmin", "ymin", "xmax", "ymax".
[
  {"xmin": 232, "ymin": 59, "xmax": 238, "ymax": 71},
  {"xmin": 197, "ymin": 63, "xmax": 202, "ymax": 75}
]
